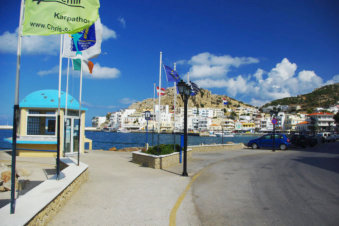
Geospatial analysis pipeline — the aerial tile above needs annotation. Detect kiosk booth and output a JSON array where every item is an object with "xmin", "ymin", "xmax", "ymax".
[{"xmin": 5, "ymin": 89, "xmax": 87, "ymax": 157}]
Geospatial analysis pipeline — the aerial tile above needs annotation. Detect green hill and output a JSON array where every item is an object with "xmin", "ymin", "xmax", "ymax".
[{"xmin": 262, "ymin": 83, "xmax": 339, "ymax": 110}]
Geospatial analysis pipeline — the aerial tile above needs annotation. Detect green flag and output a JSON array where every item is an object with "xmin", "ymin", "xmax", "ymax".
[
  {"xmin": 22, "ymin": 0, "xmax": 100, "ymax": 36},
  {"xmin": 72, "ymin": 59, "xmax": 81, "ymax": 71}
]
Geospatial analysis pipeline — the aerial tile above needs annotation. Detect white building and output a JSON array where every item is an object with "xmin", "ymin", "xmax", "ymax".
[
  {"xmin": 284, "ymin": 114, "xmax": 306, "ymax": 132},
  {"xmin": 307, "ymin": 112, "xmax": 335, "ymax": 132},
  {"xmin": 92, "ymin": 116, "xmax": 106, "ymax": 128}
]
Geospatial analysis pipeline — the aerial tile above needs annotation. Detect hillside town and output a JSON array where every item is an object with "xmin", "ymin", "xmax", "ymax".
[{"xmin": 92, "ymin": 103, "xmax": 339, "ymax": 135}]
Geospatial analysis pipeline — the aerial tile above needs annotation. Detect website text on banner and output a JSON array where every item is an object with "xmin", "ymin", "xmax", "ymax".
[{"xmin": 22, "ymin": 0, "xmax": 100, "ymax": 36}]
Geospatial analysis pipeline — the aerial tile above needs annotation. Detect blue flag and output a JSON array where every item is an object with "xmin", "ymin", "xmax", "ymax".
[
  {"xmin": 190, "ymin": 81, "xmax": 200, "ymax": 96},
  {"xmin": 164, "ymin": 65, "xmax": 180, "ymax": 82},
  {"xmin": 71, "ymin": 22, "xmax": 97, "ymax": 52}
]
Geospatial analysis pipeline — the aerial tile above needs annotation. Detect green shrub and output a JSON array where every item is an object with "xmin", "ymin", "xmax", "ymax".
[{"xmin": 146, "ymin": 144, "xmax": 181, "ymax": 155}]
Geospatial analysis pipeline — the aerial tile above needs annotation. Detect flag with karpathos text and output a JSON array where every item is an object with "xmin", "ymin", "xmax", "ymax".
[{"xmin": 22, "ymin": 0, "xmax": 100, "ymax": 36}]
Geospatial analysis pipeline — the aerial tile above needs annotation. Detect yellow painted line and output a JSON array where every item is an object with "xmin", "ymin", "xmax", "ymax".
[{"xmin": 169, "ymin": 170, "xmax": 203, "ymax": 226}]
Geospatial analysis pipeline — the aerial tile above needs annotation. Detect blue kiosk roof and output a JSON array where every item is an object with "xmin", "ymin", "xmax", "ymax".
[{"xmin": 20, "ymin": 90, "xmax": 87, "ymax": 111}]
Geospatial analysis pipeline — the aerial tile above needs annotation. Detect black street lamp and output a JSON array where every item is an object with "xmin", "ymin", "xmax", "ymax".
[
  {"xmin": 269, "ymin": 108, "xmax": 280, "ymax": 152},
  {"xmin": 177, "ymin": 80, "xmax": 191, "ymax": 176}
]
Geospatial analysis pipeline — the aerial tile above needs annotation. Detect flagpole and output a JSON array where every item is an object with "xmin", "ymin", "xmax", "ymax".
[
  {"xmin": 65, "ymin": 58, "xmax": 70, "ymax": 121},
  {"xmin": 158, "ymin": 51, "xmax": 162, "ymax": 133},
  {"xmin": 63, "ymin": 58, "xmax": 70, "ymax": 158},
  {"xmin": 56, "ymin": 34, "xmax": 64, "ymax": 179},
  {"xmin": 173, "ymin": 62, "xmax": 177, "ymax": 150},
  {"xmin": 10, "ymin": 0, "xmax": 24, "ymax": 214},
  {"xmin": 78, "ymin": 56, "xmax": 83, "ymax": 166},
  {"xmin": 157, "ymin": 52, "xmax": 162, "ymax": 153},
  {"xmin": 153, "ymin": 82, "xmax": 156, "ymax": 121},
  {"xmin": 187, "ymin": 72, "xmax": 190, "ymax": 83}
]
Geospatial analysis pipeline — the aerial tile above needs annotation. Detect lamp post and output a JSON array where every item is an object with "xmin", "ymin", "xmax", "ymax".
[
  {"xmin": 177, "ymin": 80, "xmax": 191, "ymax": 176},
  {"xmin": 270, "ymin": 108, "xmax": 280, "ymax": 152}
]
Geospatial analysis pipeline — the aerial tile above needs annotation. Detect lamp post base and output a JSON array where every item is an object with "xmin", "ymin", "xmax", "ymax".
[{"xmin": 182, "ymin": 172, "xmax": 188, "ymax": 176}]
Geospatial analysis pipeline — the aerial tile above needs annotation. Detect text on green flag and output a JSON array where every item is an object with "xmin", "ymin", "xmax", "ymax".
[{"xmin": 22, "ymin": 0, "xmax": 100, "ymax": 36}]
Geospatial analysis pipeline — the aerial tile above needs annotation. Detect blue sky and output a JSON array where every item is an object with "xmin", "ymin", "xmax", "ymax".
[{"xmin": 1, "ymin": 0, "xmax": 339, "ymax": 126}]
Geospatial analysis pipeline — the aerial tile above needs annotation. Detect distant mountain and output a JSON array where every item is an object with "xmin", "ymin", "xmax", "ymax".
[
  {"xmin": 128, "ymin": 86, "xmax": 254, "ymax": 112},
  {"xmin": 262, "ymin": 83, "xmax": 339, "ymax": 110}
]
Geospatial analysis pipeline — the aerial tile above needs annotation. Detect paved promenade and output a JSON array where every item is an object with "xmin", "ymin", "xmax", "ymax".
[{"xmin": 48, "ymin": 150, "xmax": 203, "ymax": 226}]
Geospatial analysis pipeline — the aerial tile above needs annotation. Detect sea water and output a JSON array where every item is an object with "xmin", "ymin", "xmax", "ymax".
[{"xmin": 0, "ymin": 129, "xmax": 258, "ymax": 151}]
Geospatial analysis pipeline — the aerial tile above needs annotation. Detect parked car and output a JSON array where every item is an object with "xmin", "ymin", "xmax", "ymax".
[
  {"xmin": 326, "ymin": 134, "xmax": 337, "ymax": 143},
  {"xmin": 247, "ymin": 134, "xmax": 291, "ymax": 150},
  {"xmin": 289, "ymin": 134, "xmax": 317, "ymax": 147},
  {"xmin": 316, "ymin": 132, "xmax": 336, "ymax": 143}
]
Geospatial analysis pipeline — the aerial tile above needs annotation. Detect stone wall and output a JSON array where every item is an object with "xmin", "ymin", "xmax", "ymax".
[
  {"xmin": 27, "ymin": 169, "xmax": 88, "ymax": 226},
  {"xmin": 132, "ymin": 151, "xmax": 192, "ymax": 169},
  {"xmin": 189, "ymin": 143, "xmax": 245, "ymax": 152}
]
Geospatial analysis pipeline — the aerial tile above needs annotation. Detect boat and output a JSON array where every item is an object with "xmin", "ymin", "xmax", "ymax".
[
  {"xmin": 215, "ymin": 132, "xmax": 234, "ymax": 137},
  {"xmin": 117, "ymin": 128, "xmax": 130, "ymax": 133},
  {"xmin": 223, "ymin": 132, "xmax": 234, "ymax": 137}
]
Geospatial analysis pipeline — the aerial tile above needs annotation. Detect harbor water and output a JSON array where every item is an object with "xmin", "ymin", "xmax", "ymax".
[{"xmin": 0, "ymin": 129, "xmax": 258, "ymax": 151}]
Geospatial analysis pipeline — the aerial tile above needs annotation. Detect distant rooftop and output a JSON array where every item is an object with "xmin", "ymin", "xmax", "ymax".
[
  {"xmin": 307, "ymin": 112, "xmax": 333, "ymax": 116},
  {"xmin": 20, "ymin": 90, "xmax": 87, "ymax": 111}
]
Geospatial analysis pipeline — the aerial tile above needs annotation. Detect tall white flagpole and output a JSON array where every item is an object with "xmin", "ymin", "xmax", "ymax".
[
  {"xmin": 78, "ymin": 56, "xmax": 83, "ymax": 166},
  {"xmin": 187, "ymin": 71, "xmax": 190, "ymax": 84},
  {"xmin": 56, "ymin": 34, "xmax": 64, "ymax": 179},
  {"xmin": 173, "ymin": 63, "xmax": 177, "ymax": 133},
  {"xmin": 153, "ymin": 83, "xmax": 156, "ymax": 117},
  {"xmin": 173, "ymin": 63, "xmax": 177, "ymax": 151},
  {"xmin": 65, "ymin": 58, "xmax": 70, "ymax": 119},
  {"xmin": 11, "ymin": 0, "xmax": 24, "ymax": 214},
  {"xmin": 158, "ymin": 51, "xmax": 162, "ymax": 133}
]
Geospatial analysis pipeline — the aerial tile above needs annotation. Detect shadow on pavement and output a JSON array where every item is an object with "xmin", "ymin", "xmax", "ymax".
[
  {"xmin": 161, "ymin": 168, "xmax": 182, "ymax": 176},
  {"xmin": 0, "ymin": 199, "xmax": 10, "ymax": 209},
  {"xmin": 293, "ymin": 156, "xmax": 339, "ymax": 174}
]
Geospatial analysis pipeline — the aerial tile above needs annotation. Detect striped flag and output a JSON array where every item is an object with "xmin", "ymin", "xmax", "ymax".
[
  {"xmin": 223, "ymin": 98, "xmax": 228, "ymax": 105},
  {"xmin": 190, "ymin": 81, "xmax": 200, "ymax": 96},
  {"xmin": 157, "ymin": 87, "xmax": 165, "ymax": 96}
]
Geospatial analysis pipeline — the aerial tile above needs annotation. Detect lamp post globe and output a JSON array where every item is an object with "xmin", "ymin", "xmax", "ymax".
[{"xmin": 177, "ymin": 80, "xmax": 186, "ymax": 97}]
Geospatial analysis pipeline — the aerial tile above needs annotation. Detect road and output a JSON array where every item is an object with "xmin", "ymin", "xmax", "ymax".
[{"xmin": 192, "ymin": 142, "xmax": 339, "ymax": 226}]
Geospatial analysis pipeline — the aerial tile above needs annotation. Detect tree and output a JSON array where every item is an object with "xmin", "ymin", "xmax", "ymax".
[
  {"xmin": 309, "ymin": 116, "xmax": 318, "ymax": 135},
  {"xmin": 230, "ymin": 111, "xmax": 237, "ymax": 120},
  {"xmin": 334, "ymin": 112, "xmax": 339, "ymax": 132},
  {"xmin": 334, "ymin": 112, "xmax": 339, "ymax": 124}
]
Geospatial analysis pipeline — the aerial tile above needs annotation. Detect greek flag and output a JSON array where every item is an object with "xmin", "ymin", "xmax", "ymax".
[{"xmin": 190, "ymin": 81, "xmax": 200, "ymax": 96}]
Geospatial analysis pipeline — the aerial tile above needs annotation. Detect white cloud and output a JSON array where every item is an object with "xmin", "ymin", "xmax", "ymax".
[
  {"xmin": 253, "ymin": 69, "xmax": 264, "ymax": 82},
  {"xmin": 38, "ymin": 66, "xmax": 60, "ymax": 76},
  {"xmin": 102, "ymin": 24, "xmax": 117, "ymax": 40},
  {"xmin": 84, "ymin": 63, "xmax": 120, "ymax": 79},
  {"xmin": 120, "ymin": 98, "xmax": 136, "ymax": 105},
  {"xmin": 325, "ymin": 74, "xmax": 339, "ymax": 85},
  {"xmin": 0, "ymin": 24, "xmax": 117, "ymax": 55},
  {"xmin": 192, "ymin": 57, "xmax": 329, "ymax": 106},
  {"xmin": 187, "ymin": 52, "xmax": 259, "ymax": 79},
  {"xmin": 195, "ymin": 78, "xmax": 229, "ymax": 88},
  {"xmin": 117, "ymin": 17, "xmax": 126, "ymax": 28},
  {"xmin": 38, "ymin": 62, "xmax": 121, "ymax": 79},
  {"xmin": 0, "ymin": 28, "xmax": 59, "ymax": 55}
]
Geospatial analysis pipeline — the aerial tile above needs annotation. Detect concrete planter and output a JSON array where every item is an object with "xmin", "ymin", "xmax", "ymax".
[{"xmin": 132, "ymin": 150, "xmax": 192, "ymax": 169}]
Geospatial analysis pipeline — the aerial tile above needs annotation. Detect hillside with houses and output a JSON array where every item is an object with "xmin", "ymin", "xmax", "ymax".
[{"xmin": 92, "ymin": 84, "xmax": 339, "ymax": 135}]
